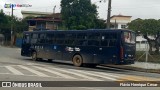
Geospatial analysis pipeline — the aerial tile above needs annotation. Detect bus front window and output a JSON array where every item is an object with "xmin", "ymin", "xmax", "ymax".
[{"xmin": 124, "ymin": 32, "xmax": 135, "ymax": 44}]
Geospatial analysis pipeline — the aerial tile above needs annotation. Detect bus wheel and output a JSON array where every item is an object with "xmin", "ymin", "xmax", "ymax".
[
  {"xmin": 72, "ymin": 55, "xmax": 83, "ymax": 67},
  {"xmin": 48, "ymin": 59, "xmax": 52, "ymax": 62},
  {"xmin": 84, "ymin": 64, "xmax": 97, "ymax": 68},
  {"xmin": 32, "ymin": 52, "xmax": 37, "ymax": 61}
]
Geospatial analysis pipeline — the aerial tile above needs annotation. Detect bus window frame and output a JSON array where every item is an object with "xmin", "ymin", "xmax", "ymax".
[
  {"xmin": 46, "ymin": 33, "xmax": 55, "ymax": 44},
  {"xmin": 23, "ymin": 33, "xmax": 30, "ymax": 44},
  {"xmin": 100, "ymin": 32, "xmax": 118, "ymax": 47},
  {"xmin": 55, "ymin": 32, "xmax": 65, "ymax": 45},
  {"xmin": 64, "ymin": 32, "xmax": 76, "ymax": 46},
  {"xmin": 87, "ymin": 33, "xmax": 100, "ymax": 46}
]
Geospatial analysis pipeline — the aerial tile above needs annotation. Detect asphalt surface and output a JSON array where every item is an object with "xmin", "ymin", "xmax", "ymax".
[{"xmin": 0, "ymin": 46, "xmax": 160, "ymax": 90}]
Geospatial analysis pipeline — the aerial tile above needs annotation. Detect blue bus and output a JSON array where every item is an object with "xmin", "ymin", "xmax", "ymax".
[{"xmin": 21, "ymin": 29, "xmax": 136, "ymax": 67}]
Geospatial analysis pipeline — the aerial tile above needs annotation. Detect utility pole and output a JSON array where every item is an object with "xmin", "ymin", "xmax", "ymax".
[
  {"xmin": 114, "ymin": 19, "xmax": 117, "ymax": 29},
  {"xmin": 11, "ymin": 4, "xmax": 14, "ymax": 46},
  {"xmin": 53, "ymin": 5, "xmax": 56, "ymax": 14},
  {"xmin": 53, "ymin": 5, "xmax": 56, "ymax": 30},
  {"xmin": 106, "ymin": 0, "xmax": 112, "ymax": 29}
]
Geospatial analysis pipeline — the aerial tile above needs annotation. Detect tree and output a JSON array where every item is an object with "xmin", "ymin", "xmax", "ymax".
[
  {"xmin": 61, "ymin": 0, "xmax": 98, "ymax": 30},
  {"xmin": 128, "ymin": 18, "xmax": 160, "ymax": 54},
  {"xmin": 94, "ymin": 19, "xmax": 106, "ymax": 29},
  {"xmin": 0, "ymin": 9, "xmax": 28, "ymax": 45},
  {"xmin": 0, "ymin": 10, "xmax": 11, "ymax": 42}
]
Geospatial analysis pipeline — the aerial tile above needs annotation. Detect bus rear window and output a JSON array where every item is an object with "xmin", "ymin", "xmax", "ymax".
[{"xmin": 124, "ymin": 32, "xmax": 135, "ymax": 44}]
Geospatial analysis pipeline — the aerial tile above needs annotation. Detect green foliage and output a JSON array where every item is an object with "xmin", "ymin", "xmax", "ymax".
[
  {"xmin": 128, "ymin": 18, "xmax": 160, "ymax": 35},
  {"xmin": 0, "ymin": 9, "xmax": 28, "ymax": 40},
  {"xmin": 61, "ymin": 0, "xmax": 99, "ymax": 30},
  {"xmin": 94, "ymin": 19, "xmax": 106, "ymax": 29}
]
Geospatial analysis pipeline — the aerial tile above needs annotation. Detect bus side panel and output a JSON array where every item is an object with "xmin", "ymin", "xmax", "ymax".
[
  {"xmin": 62, "ymin": 51, "xmax": 75, "ymax": 61},
  {"xmin": 21, "ymin": 44, "xmax": 32, "ymax": 57},
  {"xmin": 46, "ymin": 45, "xmax": 57, "ymax": 60},
  {"xmin": 100, "ymin": 47, "xmax": 119, "ymax": 64}
]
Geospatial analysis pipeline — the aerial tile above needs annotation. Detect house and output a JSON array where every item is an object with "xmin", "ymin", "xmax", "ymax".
[
  {"xmin": 27, "ymin": 13, "xmax": 62, "ymax": 31},
  {"xmin": 110, "ymin": 15, "xmax": 132, "ymax": 29},
  {"xmin": 21, "ymin": 11, "xmax": 62, "ymax": 31}
]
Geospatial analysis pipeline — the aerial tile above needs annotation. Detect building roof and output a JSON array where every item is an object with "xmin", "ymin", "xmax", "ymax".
[
  {"xmin": 21, "ymin": 11, "xmax": 53, "ymax": 15},
  {"xmin": 45, "ymin": 13, "xmax": 61, "ymax": 18},
  {"xmin": 27, "ymin": 13, "xmax": 62, "ymax": 22},
  {"xmin": 111, "ymin": 15, "xmax": 132, "ymax": 19},
  {"xmin": 28, "ymin": 18, "xmax": 61, "ymax": 22}
]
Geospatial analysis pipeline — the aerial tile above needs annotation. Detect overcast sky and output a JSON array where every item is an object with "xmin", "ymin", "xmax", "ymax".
[{"xmin": 0, "ymin": 0, "xmax": 160, "ymax": 20}]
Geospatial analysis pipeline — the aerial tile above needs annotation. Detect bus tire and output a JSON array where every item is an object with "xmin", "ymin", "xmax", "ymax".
[
  {"xmin": 32, "ymin": 52, "xmax": 37, "ymax": 61},
  {"xmin": 84, "ymin": 64, "xmax": 97, "ymax": 68},
  {"xmin": 72, "ymin": 55, "xmax": 83, "ymax": 67},
  {"xmin": 48, "ymin": 59, "xmax": 52, "ymax": 62}
]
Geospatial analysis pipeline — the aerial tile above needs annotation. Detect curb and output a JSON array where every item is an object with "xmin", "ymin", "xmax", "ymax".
[{"xmin": 102, "ymin": 65, "xmax": 160, "ymax": 74}]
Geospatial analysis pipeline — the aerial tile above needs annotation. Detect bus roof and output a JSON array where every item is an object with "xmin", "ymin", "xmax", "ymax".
[{"xmin": 24, "ymin": 29, "xmax": 135, "ymax": 33}]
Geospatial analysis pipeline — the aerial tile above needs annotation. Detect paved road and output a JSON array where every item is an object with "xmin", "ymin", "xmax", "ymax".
[{"xmin": 0, "ymin": 46, "xmax": 160, "ymax": 90}]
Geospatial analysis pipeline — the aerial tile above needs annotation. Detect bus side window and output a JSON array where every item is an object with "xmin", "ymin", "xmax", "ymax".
[
  {"xmin": 101, "ymin": 33, "xmax": 117, "ymax": 47},
  {"xmin": 37, "ymin": 34, "xmax": 46, "ymax": 44},
  {"xmin": 77, "ymin": 33, "xmax": 87, "ymax": 39},
  {"xmin": 76, "ymin": 40, "xmax": 87, "ymax": 46},
  {"xmin": 76, "ymin": 33, "xmax": 87, "ymax": 46},
  {"xmin": 65, "ymin": 33, "xmax": 76, "ymax": 45},
  {"xmin": 31, "ymin": 34, "xmax": 38, "ymax": 44},
  {"xmin": 55, "ymin": 33, "xmax": 65, "ymax": 45},
  {"xmin": 23, "ymin": 34, "xmax": 30, "ymax": 44},
  {"xmin": 109, "ymin": 33, "xmax": 117, "ymax": 46},
  {"xmin": 88, "ymin": 33, "xmax": 100, "ymax": 46},
  {"xmin": 88, "ymin": 40, "xmax": 99, "ymax": 46},
  {"xmin": 101, "ymin": 33, "xmax": 109, "ymax": 47},
  {"xmin": 46, "ymin": 34, "xmax": 55, "ymax": 44},
  {"xmin": 101, "ymin": 40, "xmax": 109, "ymax": 47},
  {"xmin": 109, "ymin": 40, "xmax": 117, "ymax": 46}
]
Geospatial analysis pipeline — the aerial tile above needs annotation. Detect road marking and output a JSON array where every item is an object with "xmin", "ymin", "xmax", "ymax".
[
  {"xmin": 119, "ymin": 75, "xmax": 160, "ymax": 81},
  {"xmin": 18, "ymin": 65, "xmax": 49, "ymax": 77},
  {"xmin": 78, "ymin": 87, "xmax": 104, "ymax": 90},
  {"xmin": 5, "ymin": 66, "xmax": 24, "ymax": 75},
  {"xmin": 69, "ymin": 69, "xmax": 117, "ymax": 81},
  {"xmin": 92, "ymin": 72, "xmax": 120, "ymax": 78},
  {"xmin": 33, "ymin": 66, "xmax": 76, "ymax": 79},
  {"xmin": 0, "ymin": 73, "xmax": 11, "ymax": 74},
  {"xmin": 49, "ymin": 67, "xmax": 102, "ymax": 81}
]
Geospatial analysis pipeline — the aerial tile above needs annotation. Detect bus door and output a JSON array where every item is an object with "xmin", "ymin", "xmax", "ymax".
[
  {"xmin": 54, "ymin": 33, "xmax": 65, "ymax": 60},
  {"xmin": 21, "ymin": 33, "xmax": 31, "ymax": 56},
  {"xmin": 37, "ymin": 33, "xmax": 48, "ymax": 59},
  {"xmin": 99, "ymin": 32, "xmax": 118, "ymax": 64}
]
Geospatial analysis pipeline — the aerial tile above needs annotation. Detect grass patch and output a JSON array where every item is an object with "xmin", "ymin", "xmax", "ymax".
[{"xmin": 136, "ymin": 51, "xmax": 160, "ymax": 63}]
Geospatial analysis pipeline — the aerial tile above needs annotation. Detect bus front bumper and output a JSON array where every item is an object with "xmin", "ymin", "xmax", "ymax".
[{"xmin": 119, "ymin": 59, "xmax": 135, "ymax": 65}]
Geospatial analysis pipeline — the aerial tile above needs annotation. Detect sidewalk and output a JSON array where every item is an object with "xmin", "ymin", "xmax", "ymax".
[
  {"xmin": 130, "ymin": 62, "xmax": 160, "ymax": 69},
  {"xmin": 106, "ymin": 62, "xmax": 160, "ymax": 74}
]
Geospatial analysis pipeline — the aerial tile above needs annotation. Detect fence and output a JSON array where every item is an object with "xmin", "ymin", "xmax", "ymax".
[
  {"xmin": 15, "ymin": 38, "xmax": 22, "ymax": 47},
  {"xmin": 136, "ymin": 41, "xmax": 160, "ymax": 64}
]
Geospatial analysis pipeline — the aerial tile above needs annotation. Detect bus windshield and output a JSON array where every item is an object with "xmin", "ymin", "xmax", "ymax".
[{"xmin": 124, "ymin": 31, "xmax": 135, "ymax": 44}]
